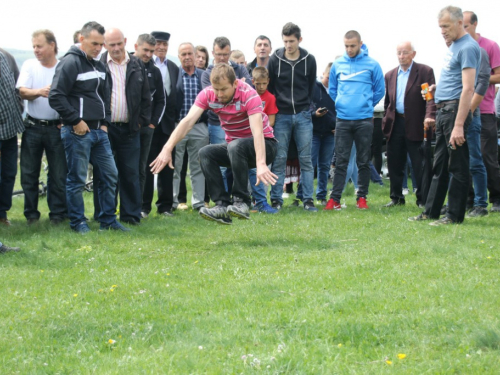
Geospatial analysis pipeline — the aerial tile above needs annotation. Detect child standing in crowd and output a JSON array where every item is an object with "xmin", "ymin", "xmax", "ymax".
[
  {"xmin": 249, "ymin": 67, "xmax": 278, "ymax": 213},
  {"xmin": 230, "ymin": 50, "xmax": 247, "ymax": 66}
]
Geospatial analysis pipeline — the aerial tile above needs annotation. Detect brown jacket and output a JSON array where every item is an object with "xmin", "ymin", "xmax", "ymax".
[{"xmin": 382, "ymin": 61, "xmax": 436, "ymax": 142}]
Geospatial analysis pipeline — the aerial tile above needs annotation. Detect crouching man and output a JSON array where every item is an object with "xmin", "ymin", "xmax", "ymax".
[{"xmin": 150, "ymin": 63, "xmax": 277, "ymax": 224}]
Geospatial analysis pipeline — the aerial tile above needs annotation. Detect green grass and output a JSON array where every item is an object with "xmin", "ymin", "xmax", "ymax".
[{"xmin": 1, "ymin": 182, "xmax": 500, "ymax": 374}]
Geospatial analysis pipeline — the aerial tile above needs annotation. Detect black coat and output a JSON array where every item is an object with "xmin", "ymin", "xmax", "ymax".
[{"xmin": 144, "ymin": 59, "xmax": 166, "ymax": 127}]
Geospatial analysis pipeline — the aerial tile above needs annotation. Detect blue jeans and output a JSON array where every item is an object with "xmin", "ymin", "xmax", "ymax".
[
  {"xmin": 20, "ymin": 125, "xmax": 67, "ymax": 220},
  {"xmin": 402, "ymin": 154, "xmax": 418, "ymax": 190},
  {"xmin": 249, "ymin": 168, "xmax": 268, "ymax": 206},
  {"xmin": 330, "ymin": 118, "xmax": 373, "ymax": 202},
  {"xmin": 271, "ymin": 112, "xmax": 314, "ymax": 204},
  {"xmin": 467, "ymin": 112, "xmax": 488, "ymax": 207},
  {"xmin": 61, "ymin": 126, "xmax": 118, "ymax": 229},
  {"xmin": 297, "ymin": 132, "xmax": 335, "ymax": 200},
  {"xmin": 0, "ymin": 136, "xmax": 18, "ymax": 219},
  {"xmin": 208, "ymin": 123, "xmax": 229, "ymax": 192}
]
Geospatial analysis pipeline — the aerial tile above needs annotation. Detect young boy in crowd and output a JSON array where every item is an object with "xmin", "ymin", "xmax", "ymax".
[
  {"xmin": 249, "ymin": 67, "xmax": 279, "ymax": 213},
  {"xmin": 230, "ymin": 50, "xmax": 247, "ymax": 66}
]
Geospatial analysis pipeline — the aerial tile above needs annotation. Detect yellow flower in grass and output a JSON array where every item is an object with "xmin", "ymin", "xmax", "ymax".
[
  {"xmin": 386, "ymin": 360, "xmax": 392, "ymax": 365},
  {"xmin": 397, "ymin": 353, "xmax": 407, "ymax": 359},
  {"xmin": 73, "ymin": 294, "xmax": 78, "ymax": 297},
  {"xmin": 108, "ymin": 339, "xmax": 116, "ymax": 344}
]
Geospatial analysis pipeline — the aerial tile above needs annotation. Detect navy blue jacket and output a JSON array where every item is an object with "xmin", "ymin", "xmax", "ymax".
[{"xmin": 310, "ymin": 81, "xmax": 336, "ymax": 136}]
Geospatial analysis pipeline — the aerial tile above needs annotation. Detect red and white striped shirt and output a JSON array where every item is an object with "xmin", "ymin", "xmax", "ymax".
[
  {"xmin": 194, "ymin": 80, "xmax": 274, "ymax": 143},
  {"xmin": 107, "ymin": 52, "xmax": 130, "ymax": 123}
]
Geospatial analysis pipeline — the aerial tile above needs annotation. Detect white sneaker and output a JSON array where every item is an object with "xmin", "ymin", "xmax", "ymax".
[
  {"xmin": 282, "ymin": 192, "xmax": 290, "ymax": 199},
  {"xmin": 177, "ymin": 203, "xmax": 189, "ymax": 210},
  {"xmin": 140, "ymin": 211, "xmax": 148, "ymax": 219},
  {"xmin": 403, "ymin": 188, "xmax": 409, "ymax": 195}
]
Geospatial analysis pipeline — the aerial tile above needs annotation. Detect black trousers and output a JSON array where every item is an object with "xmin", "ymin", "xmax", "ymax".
[
  {"xmin": 199, "ymin": 138, "xmax": 277, "ymax": 206},
  {"xmin": 142, "ymin": 130, "xmax": 175, "ymax": 213},
  {"xmin": 480, "ymin": 113, "xmax": 500, "ymax": 203},
  {"xmin": 387, "ymin": 116, "xmax": 423, "ymax": 205},
  {"xmin": 371, "ymin": 117, "xmax": 383, "ymax": 175},
  {"xmin": 424, "ymin": 103, "xmax": 471, "ymax": 222}
]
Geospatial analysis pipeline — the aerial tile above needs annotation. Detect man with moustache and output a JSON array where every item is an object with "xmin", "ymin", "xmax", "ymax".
[
  {"xmin": 142, "ymin": 31, "xmax": 179, "ymax": 218},
  {"xmin": 17, "ymin": 29, "xmax": 67, "ymax": 225},
  {"xmin": 98, "ymin": 28, "xmax": 151, "ymax": 226},
  {"xmin": 49, "ymin": 21, "xmax": 122, "ymax": 233},
  {"xmin": 133, "ymin": 34, "xmax": 166, "ymax": 197},
  {"xmin": 172, "ymin": 43, "xmax": 208, "ymax": 211}
]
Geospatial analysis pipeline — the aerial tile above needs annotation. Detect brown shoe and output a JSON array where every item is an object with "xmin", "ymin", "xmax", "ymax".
[{"xmin": 0, "ymin": 218, "xmax": 12, "ymax": 226}]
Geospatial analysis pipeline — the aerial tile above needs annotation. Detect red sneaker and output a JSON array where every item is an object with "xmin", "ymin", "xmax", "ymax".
[
  {"xmin": 324, "ymin": 198, "xmax": 341, "ymax": 211},
  {"xmin": 356, "ymin": 197, "xmax": 369, "ymax": 209}
]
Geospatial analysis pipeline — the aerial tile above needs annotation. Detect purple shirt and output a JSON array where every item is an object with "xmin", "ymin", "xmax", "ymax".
[{"xmin": 477, "ymin": 34, "xmax": 500, "ymax": 114}]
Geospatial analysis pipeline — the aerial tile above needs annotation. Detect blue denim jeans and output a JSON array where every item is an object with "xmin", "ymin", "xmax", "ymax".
[
  {"xmin": 0, "ymin": 136, "xmax": 18, "ymax": 219},
  {"xmin": 249, "ymin": 168, "xmax": 268, "ymax": 206},
  {"xmin": 270, "ymin": 112, "xmax": 314, "ymax": 204},
  {"xmin": 467, "ymin": 112, "xmax": 488, "ymax": 207},
  {"xmin": 61, "ymin": 126, "xmax": 118, "ymax": 229},
  {"xmin": 330, "ymin": 118, "xmax": 373, "ymax": 202},
  {"xmin": 208, "ymin": 123, "xmax": 229, "ymax": 192},
  {"xmin": 20, "ymin": 125, "xmax": 67, "ymax": 220}
]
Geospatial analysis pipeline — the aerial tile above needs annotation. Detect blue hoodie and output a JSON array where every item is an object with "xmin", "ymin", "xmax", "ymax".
[{"xmin": 329, "ymin": 44, "xmax": 384, "ymax": 120}]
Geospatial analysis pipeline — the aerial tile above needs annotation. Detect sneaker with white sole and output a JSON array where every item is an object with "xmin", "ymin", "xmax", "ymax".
[
  {"xmin": 199, "ymin": 204, "xmax": 232, "ymax": 225},
  {"xmin": 227, "ymin": 201, "xmax": 250, "ymax": 220}
]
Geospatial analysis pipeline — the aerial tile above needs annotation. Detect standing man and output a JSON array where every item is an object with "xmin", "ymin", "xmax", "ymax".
[
  {"xmin": 463, "ymin": 11, "xmax": 500, "ymax": 213},
  {"xmin": 17, "ymin": 29, "xmax": 67, "ymax": 225},
  {"xmin": 142, "ymin": 31, "xmax": 179, "ymax": 218},
  {"xmin": 267, "ymin": 22, "xmax": 318, "ymax": 211},
  {"xmin": 382, "ymin": 41, "xmax": 436, "ymax": 208},
  {"xmin": 49, "ymin": 21, "xmax": 124, "ymax": 233},
  {"xmin": 172, "ymin": 43, "xmax": 208, "ymax": 211},
  {"xmin": 247, "ymin": 35, "xmax": 272, "ymax": 76},
  {"xmin": 0, "ymin": 48, "xmax": 25, "ymax": 226},
  {"xmin": 134, "ymin": 34, "xmax": 166, "ymax": 198},
  {"xmin": 151, "ymin": 64, "xmax": 277, "ymax": 225},
  {"xmin": 325, "ymin": 30, "xmax": 385, "ymax": 210},
  {"xmin": 409, "ymin": 6, "xmax": 480, "ymax": 225},
  {"xmin": 99, "ymin": 28, "xmax": 151, "ymax": 226}
]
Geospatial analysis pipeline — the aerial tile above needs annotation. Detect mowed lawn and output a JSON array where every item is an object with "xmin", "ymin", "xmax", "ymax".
[{"xmin": 1, "ymin": 182, "xmax": 500, "ymax": 374}]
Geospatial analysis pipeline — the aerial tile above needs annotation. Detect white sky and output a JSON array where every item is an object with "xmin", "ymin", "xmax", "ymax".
[{"xmin": 1, "ymin": 0, "xmax": 499, "ymax": 82}]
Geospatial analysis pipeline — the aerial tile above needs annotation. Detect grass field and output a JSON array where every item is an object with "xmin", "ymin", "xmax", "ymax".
[{"xmin": 1, "ymin": 182, "xmax": 500, "ymax": 374}]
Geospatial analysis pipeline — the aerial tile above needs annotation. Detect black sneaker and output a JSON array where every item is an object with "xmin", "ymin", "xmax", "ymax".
[
  {"xmin": 271, "ymin": 200, "xmax": 282, "ymax": 210},
  {"xmin": 291, "ymin": 199, "xmax": 300, "ymax": 207},
  {"xmin": 491, "ymin": 202, "xmax": 500, "ymax": 213},
  {"xmin": 227, "ymin": 201, "xmax": 250, "ymax": 220},
  {"xmin": 100, "ymin": 221, "xmax": 131, "ymax": 232},
  {"xmin": 467, "ymin": 206, "xmax": 488, "ymax": 218},
  {"xmin": 199, "ymin": 205, "xmax": 232, "ymax": 225},
  {"xmin": 408, "ymin": 212, "xmax": 430, "ymax": 222},
  {"xmin": 303, "ymin": 200, "xmax": 318, "ymax": 212}
]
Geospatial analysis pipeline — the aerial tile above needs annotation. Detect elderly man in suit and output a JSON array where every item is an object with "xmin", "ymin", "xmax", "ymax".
[
  {"xmin": 382, "ymin": 41, "xmax": 436, "ymax": 208},
  {"xmin": 142, "ymin": 31, "xmax": 179, "ymax": 218}
]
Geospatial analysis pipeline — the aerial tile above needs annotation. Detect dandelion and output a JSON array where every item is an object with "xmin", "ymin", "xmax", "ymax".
[
  {"xmin": 386, "ymin": 360, "xmax": 392, "ymax": 365},
  {"xmin": 487, "ymin": 256, "xmax": 492, "ymax": 259},
  {"xmin": 194, "ymin": 260, "xmax": 199, "ymax": 264},
  {"xmin": 112, "ymin": 285, "xmax": 118, "ymax": 288},
  {"xmin": 397, "ymin": 353, "xmax": 406, "ymax": 359},
  {"xmin": 73, "ymin": 294, "xmax": 78, "ymax": 297},
  {"xmin": 337, "ymin": 343, "xmax": 342, "ymax": 347},
  {"xmin": 108, "ymin": 339, "xmax": 116, "ymax": 344}
]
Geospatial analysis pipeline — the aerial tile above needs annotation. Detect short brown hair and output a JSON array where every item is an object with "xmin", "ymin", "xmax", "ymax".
[
  {"xmin": 195, "ymin": 45, "xmax": 209, "ymax": 69},
  {"xmin": 210, "ymin": 63, "xmax": 236, "ymax": 85},
  {"xmin": 252, "ymin": 66, "xmax": 269, "ymax": 80},
  {"xmin": 32, "ymin": 29, "xmax": 58, "ymax": 54},
  {"xmin": 344, "ymin": 30, "xmax": 361, "ymax": 42},
  {"xmin": 230, "ymin": 50, "xmax": 245, "ymax": 60}
]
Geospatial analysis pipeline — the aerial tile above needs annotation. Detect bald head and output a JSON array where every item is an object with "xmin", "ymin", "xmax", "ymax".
[
  {"xmin": 104, "ymin": 28, "xmax": 127, "ymax": 62},
  {"xmin": 396, "ymin": 41, "xmax": 416, "ymax": 71},
  {"xmin": 463, "ymin": 11, "xmax": 478, "ymax": 37}
]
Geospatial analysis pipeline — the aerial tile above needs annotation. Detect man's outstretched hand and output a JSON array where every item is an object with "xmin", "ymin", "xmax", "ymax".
[
  {"xmin": 256, "ymin": 165, "xmax": 278, "ymax": 186},
  {"xmin": 150, "ymin": 150, "xmax": 174, "ymax": 174}
]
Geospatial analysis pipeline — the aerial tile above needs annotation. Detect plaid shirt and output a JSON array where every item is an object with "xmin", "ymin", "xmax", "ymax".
[
  {"xmin": 0, "ymin": 51, "xmax": 24, "ymax": 140},
  {"xmin": 179, "ymin": 68, "xmax": 200, "ymax": 120}
]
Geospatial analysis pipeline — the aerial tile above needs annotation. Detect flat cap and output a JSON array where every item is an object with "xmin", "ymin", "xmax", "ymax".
[{"xmin": 151, "ymin": 31, "xmax": 170, "ymax": 41}]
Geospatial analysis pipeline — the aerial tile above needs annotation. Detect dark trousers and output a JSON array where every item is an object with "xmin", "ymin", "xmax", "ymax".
[
  {"xmin": 94, "ymin": 124, "xmax": 142, "ymax": 223},
  {"xmin": 0, "ymin": 136, "xmax": 18, "ymax": 219},
  {"xmin": 387, "ymin": 116, "xmax": 423, "ymax": 205},
  {"xmin": 424, "ymin": 103, "xmax": 471, "ymax": 222},
  {"xmin": 199, "ymin": 138, "xmax": 277, "ymax": 206},
  {"xmin": 371, "ymin": 117, "xmax": 383, "ymax": 174},
  {"xmin": 139, "ymin": 126, "xmax": 155, "ymax": 195},
  {"xmin": 178, "ymin": 150, "xmax": 188, "ymax": 203},
  {"xmin": 480, "ymin": 113, "xmax": 500, "ymax": 203},
  {"xmin": 20, "ymin": 125, "xmax": 67, "ymax": 220},
  {"xmin": 142, "ymin": 130, "xmax": 175, "ymax": 213}
]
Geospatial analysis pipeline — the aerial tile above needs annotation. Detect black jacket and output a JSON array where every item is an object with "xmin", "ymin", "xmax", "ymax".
[
  {"xmin": 49, "ymin": 45, "xmax": 110, "ymax": 126},
  {"xmin": 246, "ymin": 58, "xmax": 258, "ymax": 77},
  {"xmin": 310, "ymin": 81, "xmax": 336, "ymax": 136},
  {"xmin": 144, "ymin": 59, "xmax": 166, "ymax": 127},
  {"xmin": 100, "ymin": 52, "xmax": 151, "ymax": 133},
  {"xmin": 175, "ymin": 67, "xmax": 207, "ymax": 124},
  {"xmin": 158, "ymin": 59, "xmax": 179, "ymax": 135},
  {"xmin": 268, "ymin": 47, "xmax": 317, "ymax": 115}
]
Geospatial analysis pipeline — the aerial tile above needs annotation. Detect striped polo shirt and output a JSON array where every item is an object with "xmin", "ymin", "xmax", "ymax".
[
  {"xmin": 194, "ymin": 80, "xmax": 274, "ymax": 143},
  {"xmin": 107, "ymin": 52, "xmax": 130, "ymax": 123}
]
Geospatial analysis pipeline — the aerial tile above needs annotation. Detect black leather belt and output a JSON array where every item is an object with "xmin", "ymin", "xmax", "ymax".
[
  {"xmin": 436, "ymin": 100, "xmax": 459, "ymax": 109},
  {"xmin": 27, "ymin": 115, "xmax": 61, "ymax": 126},
  {"xmin": 111, "ymin": 122, "xmax": 129, "ymax": 127},
  {"xmin": 396, "ymin": 113, "xmax": 405, "ymax": 118}
]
